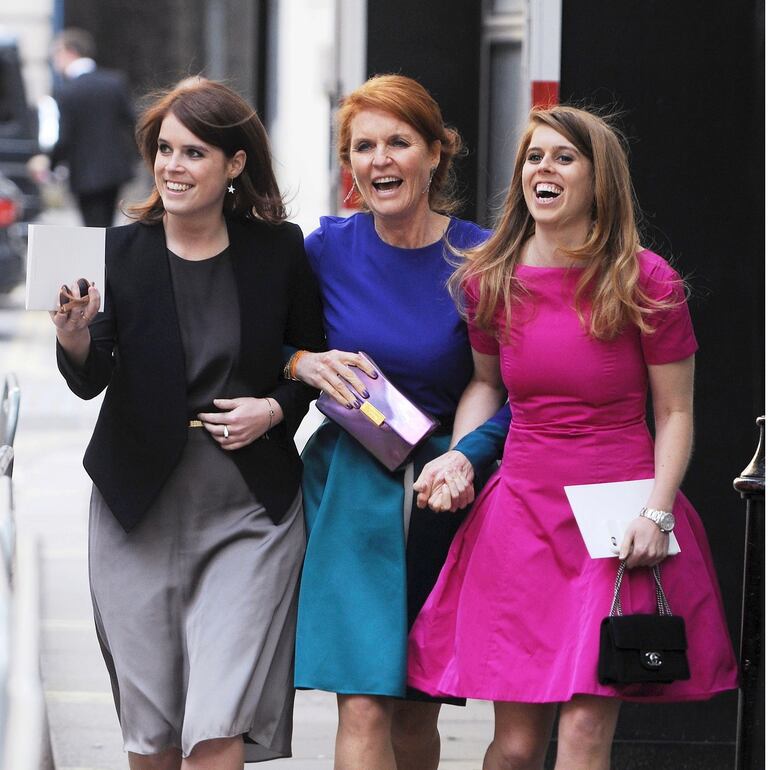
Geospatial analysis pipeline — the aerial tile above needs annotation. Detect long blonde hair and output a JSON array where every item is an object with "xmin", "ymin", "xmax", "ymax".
[{"xmin": 452, "ymin": 105, "xmax": 670, "ymax": 340}]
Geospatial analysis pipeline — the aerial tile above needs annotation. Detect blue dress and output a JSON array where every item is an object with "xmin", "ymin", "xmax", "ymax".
[{"xmin": 294, "ymin": 213, "xmax": 507, "ymax": 696}]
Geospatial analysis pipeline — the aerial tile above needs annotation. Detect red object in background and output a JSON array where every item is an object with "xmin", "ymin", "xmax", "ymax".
[
  {"xmin": 0, "ymin": 197, "xmax": 18, "ymax": 228},
  {"xmin": 339, "ymin": 166, "xmax": 361, "ymax": 212},
  {"xmin": 531, "ymin": 80, "xmax": 560, "ymax": 108}
]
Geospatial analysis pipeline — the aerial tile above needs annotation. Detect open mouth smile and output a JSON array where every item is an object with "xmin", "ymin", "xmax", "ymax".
[
  {"xmin": 372, "ymin": 176, "xmax": 403, "ymax": 192},
  {"xmin": 534, "ymin": 182, "xmax": 563, "ymax": 203},
  {"xmin": 166, "ymin": 181, "xmax": 193, "ymax": 192}
]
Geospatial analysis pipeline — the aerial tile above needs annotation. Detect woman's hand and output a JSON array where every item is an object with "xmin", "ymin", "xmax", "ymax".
[
  {"xmin": 50, "ymin": 280, "xmax": 101, "ymax": 367},
  {"xmin": 618, "ymin": 517, "xmax": 669, "ymax": 569},
  {"xmin": 293, "ymin": 350, "xmax": 378, "ymax": 407},
  {"xmin": 50, "ymin": 280, "xmax": 100, "ymax": 332},
  {"xmin": 413, "ymin": 450, "xmax": 475, "ymax": 512},
  {"xmin": 198, "ymin": 396, "xmax": 283, "ymax": 450}
]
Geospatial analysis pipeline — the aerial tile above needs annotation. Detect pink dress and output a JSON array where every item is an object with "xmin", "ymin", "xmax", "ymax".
[{"xmin": 407, "ymin": 250, "xmax": 738, "ymax": 703}]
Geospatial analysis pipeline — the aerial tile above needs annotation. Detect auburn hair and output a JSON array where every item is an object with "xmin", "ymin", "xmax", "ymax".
[
  {"xmin": 336, "ymin": 74, "xmax": 464, "ymax": 215},
  {"xmin": 127, "ymin": 80, "xmax": 286, "ymax": 224}
]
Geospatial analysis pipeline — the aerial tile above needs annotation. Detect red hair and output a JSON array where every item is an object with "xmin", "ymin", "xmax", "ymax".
[{"xmin": 336, "ymin": 74, "xmax": 464, "ymax": 215}]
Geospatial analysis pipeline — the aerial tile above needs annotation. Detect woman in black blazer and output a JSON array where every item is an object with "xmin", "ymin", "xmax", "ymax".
[{"xmin": 52, "ymin": 80, "xmax": 324, "ymax": 768}]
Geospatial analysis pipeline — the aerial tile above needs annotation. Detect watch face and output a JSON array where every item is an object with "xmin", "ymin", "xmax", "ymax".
[
  {"xmin": 659, "ymin": 512, "xmax": 675, "ymax": 532},
  {"xmin": 642, "ymin": 508, "xmax": 675, "ymax": 532}
]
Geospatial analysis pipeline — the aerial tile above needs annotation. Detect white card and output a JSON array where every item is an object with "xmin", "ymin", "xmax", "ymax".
[
  {"xmin": 564, "ymin": 478, "xmax": 681, "ymax": 559},
  {"xmin": 25, "ymin": 224, "xmax": 105, "ymax": 311}
]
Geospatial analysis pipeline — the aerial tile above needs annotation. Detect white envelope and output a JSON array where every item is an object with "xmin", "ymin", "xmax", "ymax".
[
  {"xmin": 25, "ymin": 224, "xmax": 105, "ymax": 311},
  {"xmin": 564, "ymin": 478, "xmax": 681, "ymax": 559}
]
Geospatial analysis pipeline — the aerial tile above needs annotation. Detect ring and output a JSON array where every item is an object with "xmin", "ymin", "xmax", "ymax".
[
  {"xmin": 80, "ymin": 311, "xmax": 85, "ymax": 318},
  {"xmin": 223, "ymin": 425, "xmax": 229, "ymax": 439}
]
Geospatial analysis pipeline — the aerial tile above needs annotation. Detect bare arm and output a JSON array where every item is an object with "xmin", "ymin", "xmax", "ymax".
[
  {"xmin": 620, "ymin": 355, "xmax": 695, "ymax": 567},
  {"xmin": 450, "ymin": 350, "xmax": 506, "ymax": 445}
]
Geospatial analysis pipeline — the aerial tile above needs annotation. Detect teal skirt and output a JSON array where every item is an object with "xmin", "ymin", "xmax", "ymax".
[{"xmin": 294, "ymin": 420, "xmax": 459, "ymax": 697}]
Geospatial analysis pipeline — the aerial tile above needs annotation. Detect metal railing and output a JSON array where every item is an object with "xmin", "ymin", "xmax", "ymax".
[
  {"xmin": 733, "ymin": 416, "xmax": 765, "ymax": 770},
  {"xmin": 0, "ymin": 373, "xmax": 53, "ymax": 769}
]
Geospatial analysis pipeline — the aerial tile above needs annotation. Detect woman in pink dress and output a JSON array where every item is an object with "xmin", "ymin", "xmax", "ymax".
[{"xmin": 407, "ymin": 105, "xmax": 738, "ymax": 769}]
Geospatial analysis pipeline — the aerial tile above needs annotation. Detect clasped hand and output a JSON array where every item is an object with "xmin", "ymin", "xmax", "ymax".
[
  {"xmin": 413, "ymin": 450, "xmax": 475, "ymax": 513},
  {"xmin": 198, "ymin": 397, "xmax": 279, "ymax": 450}
]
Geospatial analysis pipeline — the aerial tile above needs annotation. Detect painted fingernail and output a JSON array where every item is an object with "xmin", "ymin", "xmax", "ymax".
[
  {"xmin": 362, "ymin": 390, "xmax": 370, "ymax": 399},
  {"xmin": 345, "ymin": 403, "xmax": 354, "ymax": 410}
]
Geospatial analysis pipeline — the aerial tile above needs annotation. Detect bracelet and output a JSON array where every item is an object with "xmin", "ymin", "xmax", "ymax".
[
  {"xmin": 263, "ymin": 397, "xmax": 275, "ymax": 439},
  {"xmin": 288, "ymin": 350, "xmax": 309, "ymax": 381}
]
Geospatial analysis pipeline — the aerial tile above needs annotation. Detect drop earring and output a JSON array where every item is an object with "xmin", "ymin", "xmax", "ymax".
[
  {"xmin": 344, "ymin": 174, "xmax": 359, "ymax": 204},
  {"xmin": 227, "ymin": 179, "xmax": 236, "ymax": 194},
  {"xmin": 423, "ymin": 167, "xmax": 436, "ymax": 195}
]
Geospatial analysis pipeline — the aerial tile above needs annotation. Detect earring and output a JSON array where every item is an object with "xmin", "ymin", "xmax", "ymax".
[
  {"xmin": 227, "ymin": 179, "xmax": 236, "ymax": 194},
  {"xmin": 344, "ymin": 174, "xmax": 359, "ymax": 204},
  {"xmin": 423, "ymin": 167, "xmax": 436, "ymax": 195}
]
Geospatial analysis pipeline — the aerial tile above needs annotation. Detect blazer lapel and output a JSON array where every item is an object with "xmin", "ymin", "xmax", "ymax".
[{"xmin": 133, "ymin": 223, "xmax": 187, "ymax": 398}]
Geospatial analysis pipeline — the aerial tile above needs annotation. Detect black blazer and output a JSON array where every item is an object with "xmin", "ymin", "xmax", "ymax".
[
  {"xmin": 51, "ymin": 68, "xmax": 136, "ymax": 194},
  {"xmin": 57, "ymin": 217, "xmax": 325, "ymax": 531}
]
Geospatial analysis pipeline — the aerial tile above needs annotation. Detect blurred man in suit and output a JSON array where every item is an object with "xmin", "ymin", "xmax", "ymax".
[{"xmin": 50, "ymin": 28, "xmax": 136, "ymax": 226}]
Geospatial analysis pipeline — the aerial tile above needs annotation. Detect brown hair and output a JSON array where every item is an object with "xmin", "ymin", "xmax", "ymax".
[
  {"xmin": 127, "ymin": 80, "xmax": 286, "ymax": 224},
  {"xmin": 336, "ymin": 74, "xmax": 464, "ymax": 215},
  {"xmin": 452, "ymin": 105, "xmax": 671, "ymax": 339}
]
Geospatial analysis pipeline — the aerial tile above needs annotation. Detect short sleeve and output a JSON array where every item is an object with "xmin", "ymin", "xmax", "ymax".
[
  {"xmin": 303, "ymin": 219, "xmax": 327, "ymax": 275},
  {"xmin": 638, "ymin": 252, "xmax": 698, "ymax": 365},
  {"xmin": 465, "ymin": 278, "xmax": 499, "ymax": 355}
]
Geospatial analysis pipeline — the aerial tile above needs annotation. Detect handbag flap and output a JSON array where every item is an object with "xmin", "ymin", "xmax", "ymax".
[
  {"xmin": 356, "ymin": 353, "xmax": 439, "ymax": 443},
  {"xmin": 607, "ymin": 614, "xmax": 688, "ymax": 651},
  {"xmin": 317, "ymin": 353, "xmax": 438, "ymax": 445},
  {"xmin": 315, "ymin": 353, "xmax": 439, "ymax": 471}
]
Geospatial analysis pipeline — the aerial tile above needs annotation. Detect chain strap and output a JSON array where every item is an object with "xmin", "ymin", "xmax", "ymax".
[{"xmin": 609, "ymin": 561, "xmax": 672, "ymax": 617}]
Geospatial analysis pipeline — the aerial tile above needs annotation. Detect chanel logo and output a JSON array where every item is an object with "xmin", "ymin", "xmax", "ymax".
[{"xmin": 642, "ymin": 650, "xmax": 664, "ymax": 669}]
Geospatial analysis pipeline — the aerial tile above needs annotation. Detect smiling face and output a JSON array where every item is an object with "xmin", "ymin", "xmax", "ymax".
[
  {"xmin": 153, "ymin": 112, "xmax": 245, "ymax": 222},
  {"xmin": 348, "ymin": 108, "xmax": 441, "ymax": 225},
  {"xmin": 521, "ymin": 124, "xmax": 594, "ymax": 233}
]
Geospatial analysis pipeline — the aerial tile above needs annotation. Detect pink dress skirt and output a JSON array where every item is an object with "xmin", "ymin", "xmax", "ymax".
[{"xmin": 407, "ymin": 252, "xmax": 738, "ymax": 703}]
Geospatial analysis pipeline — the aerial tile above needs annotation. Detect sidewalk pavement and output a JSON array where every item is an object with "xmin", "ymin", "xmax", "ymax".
[{"xmin": 4, "ymin": 202, "xmax": 493, "ymax": 769}]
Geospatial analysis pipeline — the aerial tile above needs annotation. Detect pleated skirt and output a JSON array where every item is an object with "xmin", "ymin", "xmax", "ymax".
[{"xmin": 88, "ymin": 427, "xmax": 305, "ymax": 761}]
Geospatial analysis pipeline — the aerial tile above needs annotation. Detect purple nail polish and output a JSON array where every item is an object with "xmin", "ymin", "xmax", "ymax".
[{"xmin": 363, "ymin": 390, "xmax": 370, "ymax": 399}]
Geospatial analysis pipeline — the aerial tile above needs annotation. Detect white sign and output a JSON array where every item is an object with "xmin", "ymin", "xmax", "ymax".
[
  {"xmin": 564, "ymin": 478, "xmax": 681, "ymax": 559},
  {"xmin": 25, "ymin": 224, "xmax": 105, "ymax": 311}
]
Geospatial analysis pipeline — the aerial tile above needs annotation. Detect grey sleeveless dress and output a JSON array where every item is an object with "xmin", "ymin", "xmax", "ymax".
[{"xmin": 88, "ymin": 248, "xmax": 304, "ymax": 761}]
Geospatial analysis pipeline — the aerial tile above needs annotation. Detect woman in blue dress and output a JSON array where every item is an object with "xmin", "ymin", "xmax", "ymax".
[{"xmin": 286, "ymin": 75, "xmax": 508, "ymax": 770}]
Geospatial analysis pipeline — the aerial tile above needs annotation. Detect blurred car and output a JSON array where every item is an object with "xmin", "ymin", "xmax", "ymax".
[
  {"xmin": 0, "ymin": 172, "xmax": 24, "ymax": 295},
  {"xmin": 0, "ymin": 36, "xmax": 43, "ymax": 223}
]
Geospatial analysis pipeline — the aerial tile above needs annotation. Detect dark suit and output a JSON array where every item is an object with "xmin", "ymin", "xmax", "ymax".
[
  {"xmin": 57, "ymin": 217, "xmax": 325, "ymax": 531},
  {"xmin": 52, "ymin": 67, "xmax": 136, "ymax": 226}
]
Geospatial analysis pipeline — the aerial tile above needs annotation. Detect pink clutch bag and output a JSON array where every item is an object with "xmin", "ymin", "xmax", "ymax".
[{"xmin": 316, "ymin": 353, "xmax": 440, "ymax": 471}]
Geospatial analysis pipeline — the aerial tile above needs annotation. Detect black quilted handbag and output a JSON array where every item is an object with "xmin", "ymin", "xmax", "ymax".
[{"xmin": 598, "ymin": 561, "xmax": 690, "ymax": 685}]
